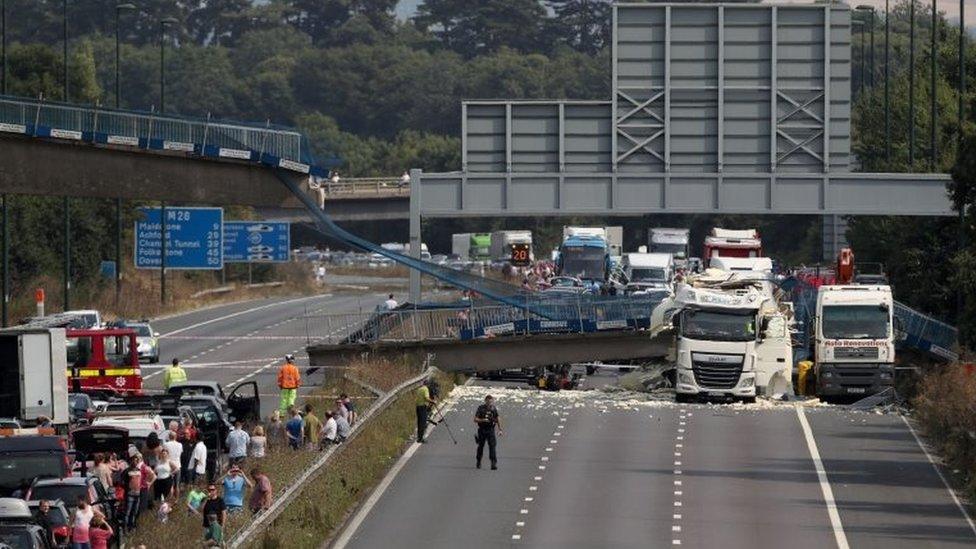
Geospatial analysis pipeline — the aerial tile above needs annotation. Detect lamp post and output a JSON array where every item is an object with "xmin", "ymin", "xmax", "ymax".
[
  {"xmin": 62, "ymin": 0, "xmax": 69, "ymax": 101},
  {"xmin": 1, "ymin": 0, "xmax": 6, "ymax": 95},
  {"xmin": 909, "ymin": 0, "xmax": 917, "ymax": 169},
  {"xmin": 930, "ymin": 0, "xmax": 938, "ymax": 171},
  {"xmin": 885, "ymin": 0, "xmax": 891, "ymax": 165},
  {"xmin": 159, "ymin": 17, "xmax": 177, "ymax": 113},
  {"xmin": 856, "ymin": 6, "xmax": 876, "ymax": 88}
]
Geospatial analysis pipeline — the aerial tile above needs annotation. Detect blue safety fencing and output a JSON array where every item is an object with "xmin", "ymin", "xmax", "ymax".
[
  {"xmin": 0, "ymin": 94, "xmax": 339, "ymax": 175},
  {"xmin": 785, "ymin": 276, "xmax": 959, "ymax": 363}
]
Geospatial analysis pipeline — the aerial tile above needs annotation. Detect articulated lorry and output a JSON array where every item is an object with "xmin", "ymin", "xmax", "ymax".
[
  {"xmin": 648, "ymin": 228, "xmax": 690, "ymax": 262},
  {"xmin": 703, "ymin": 228, "xmax": 762, "ymax": 267},
  {"xmin": 490, "ymin": 231, "xmax": 533, "ymax": 267},
  {"xmin": 671, "ymin": 273, "xmax": 793, "ymax": 402},
  {"xmin": 0, "ymin": 328, "xmax": 70, "ymax": 426},
  {"xmin": 814, "ymin": 285, "xmax": 896, "ymax": 399}
]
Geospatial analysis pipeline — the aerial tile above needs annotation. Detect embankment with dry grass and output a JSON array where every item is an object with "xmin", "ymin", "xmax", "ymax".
[{"xmin": 913, "ymin": 364, "xmax": 976, "ymax": 502}]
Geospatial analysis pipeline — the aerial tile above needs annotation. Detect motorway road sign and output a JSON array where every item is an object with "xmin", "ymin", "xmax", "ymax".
[
  {"xmin": 223, "ymin": 221, "xmax": 290, "ymax": 263},
  {"xmin": 135, "ymin": 207, "xmax": 224, "ymax": 269}
]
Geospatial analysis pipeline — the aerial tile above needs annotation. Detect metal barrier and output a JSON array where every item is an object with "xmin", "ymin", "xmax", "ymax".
[
  {"xmin": 0, "ymin": 94, "xmax": 322, "ymax": 168},
  {"xmin": 314, "ymin": 176, "xmax": 410, "ymax": 196},
  {"xmin": 306, "ymin": 296, "xmax": 668, "ymax": 345}
]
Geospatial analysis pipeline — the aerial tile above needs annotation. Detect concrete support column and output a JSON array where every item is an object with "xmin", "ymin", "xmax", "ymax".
[{"xmin": 409, "ymin": 168, "xmax": 422, "ymax": 303}]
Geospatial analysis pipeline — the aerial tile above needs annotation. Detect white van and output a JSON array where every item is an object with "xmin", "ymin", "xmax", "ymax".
[{"xmin": 622, "ymin": 253, "xmax": 674, "ymax": 293}]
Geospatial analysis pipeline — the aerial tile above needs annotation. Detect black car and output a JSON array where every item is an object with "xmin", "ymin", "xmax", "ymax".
[{"xmin": 26, "ymin": 476, "xmax": 118, "ymax": 541}]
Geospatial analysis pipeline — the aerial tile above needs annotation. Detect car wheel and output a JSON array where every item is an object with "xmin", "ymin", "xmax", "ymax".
[{"xmin": 150, "ymin": 356, "xmax": 159, "ymax": 364}]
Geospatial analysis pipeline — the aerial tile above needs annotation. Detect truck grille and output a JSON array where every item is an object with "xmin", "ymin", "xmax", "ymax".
[
  {"xmin": 833, "ymin": 364, "xmax": 882, "ymax": 387},
  {"xmin": 692, "ymin": 355, "xmax": 744, "ymax": 389},
  {"xmin": 833, "ymin": 347, "xmax": 880, "ymax": 359}
]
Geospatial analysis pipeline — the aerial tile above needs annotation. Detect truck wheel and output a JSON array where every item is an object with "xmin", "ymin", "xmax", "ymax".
[
  {"xmin": 586, "ymin": 366, "xmax": 596, "ymax": 376},
  {"xmin": 740, "ymin": 396, "xmax": 756, "ymax": 404},
  {"xmin": 675, "ymin": 393, "xmax": 692, "ymax": 404},
  {"xmin": 150, "ymin": 356, "xmax": 159, "ymax": 364}
]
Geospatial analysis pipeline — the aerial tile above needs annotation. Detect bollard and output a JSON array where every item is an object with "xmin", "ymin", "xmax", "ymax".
[{"xmin": 35, "ymin": 288, "xmax": 45, "ymax": 317}]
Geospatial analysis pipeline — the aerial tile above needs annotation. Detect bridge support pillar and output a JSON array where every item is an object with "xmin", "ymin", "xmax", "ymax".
[
  {"xmin": 821, "ymin": 214, "xmax": 849, "ymax": 261},
  {"xmin": 409, "ymin": 168, "xmax": 422, "ymax": 303}
]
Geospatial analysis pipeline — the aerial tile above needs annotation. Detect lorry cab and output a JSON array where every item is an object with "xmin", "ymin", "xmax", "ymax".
[
  {"xmin": 671, "ymin": 282, "xmax": 792, "ymax": 402},
  {"xmin": 814, "ymin": 285, "xmax": 896, "ymax": 398},
  {"xmin": 558, "ymin": 234, "xmax": 610, "ymax": 284},
  {"xmin": 622, "ymin": 253, "xmax": 674, "ymax": 293},
  {"xmin": 703, "ymin": 228, "xmax": 762, "ymax": 267}
]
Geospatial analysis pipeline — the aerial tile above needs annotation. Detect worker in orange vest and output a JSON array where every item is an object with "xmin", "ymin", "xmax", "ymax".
[{"xmin": 277, "ymin": 354, "xmax": 301, "ymax": 414}]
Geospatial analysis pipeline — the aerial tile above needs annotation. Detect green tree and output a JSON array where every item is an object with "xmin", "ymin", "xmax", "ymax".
[
  {"xmin": 546, "ymin": 0, "xmax": 611, "ymax": 55},
  {"xmin": 414, "ymin": 0, "xmax": 550, "ymax": 57}
]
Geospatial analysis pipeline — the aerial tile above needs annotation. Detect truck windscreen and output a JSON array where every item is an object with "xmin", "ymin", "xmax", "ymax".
[
  {"xmin": 652, "ymin": 242, "xmax": 685, "ymax": 255},
  {"xmin": 681, "ymin": 309, "xmax": 756, "ymax": 342},
  {"xmin": 822, "ymin": 305, "xmax": 889, "ymax": 339},
  {"xmin": 561, "ymin": 247, "xmax": 605, "ymax": 280},
  {"xmin": 630, "ymin": 268, "xmax": 666, "ymax": 282}
]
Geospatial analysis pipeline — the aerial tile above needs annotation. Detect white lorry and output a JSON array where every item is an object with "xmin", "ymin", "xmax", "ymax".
[
  {"xmin": 814, "ymin": 285, "xmax": 896, "ymax": 399},
  {"xmin": 648, "ymin": 228, "xmax": 690, "ymax": 261},
  {"xmin": 622, "ymin": 253, "xmax": 674, "ymax": 293},
  {"xmin": 0, "ymin": 327, "xmax": 70, "ymax": 426},
  {"xmin": 490, "ymin": 231, "xmax": 533, "ymax": 266},
  {"xmin": 671, "ymin": 276, "xmax": 793, "ymax": 402}
]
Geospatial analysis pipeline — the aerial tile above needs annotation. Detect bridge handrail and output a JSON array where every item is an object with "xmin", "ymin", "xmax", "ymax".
[
  {"xmin": 0, "ymin": 93, "xmax": 337, "ymax": 173},
  {"xmin": 310, "ymin": 176, "xmax": 409, "ymax": 195}
]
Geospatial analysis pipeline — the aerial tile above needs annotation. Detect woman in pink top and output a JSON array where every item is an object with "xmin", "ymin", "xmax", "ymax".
[
  {"xmin": 88, "ymin": 517, "xmax": 113, "ymax": 549},
  {"xmin": 70, "ymin": 497, "xmax": 95, "ymax": 548}
]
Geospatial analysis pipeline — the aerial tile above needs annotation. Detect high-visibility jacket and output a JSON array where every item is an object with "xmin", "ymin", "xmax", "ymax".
[
  {"xmin": 277, "ymin": 362, "xmax": 301, "ymax": 389},
  {"xmin": 163, "ymin": 365, "xmax": 188, "ymax": 390}
]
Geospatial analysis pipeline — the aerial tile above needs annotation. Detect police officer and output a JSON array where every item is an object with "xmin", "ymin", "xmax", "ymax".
[
  {"xmin": 474, "ymin": 394, "xmax": 503, "ymax": 470},
  {"xmin": 163, "ymin": 358, "xmax": 188, "ymax": 390}
]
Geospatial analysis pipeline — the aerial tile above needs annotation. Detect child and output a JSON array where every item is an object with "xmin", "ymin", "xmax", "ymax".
[
  {"xmin": 204, "ymin": 514, "xmax": 223, "ymax": 547},
  {"xmin": 156, "ymin": 500, "xmax": 171, "ymax": 523}
]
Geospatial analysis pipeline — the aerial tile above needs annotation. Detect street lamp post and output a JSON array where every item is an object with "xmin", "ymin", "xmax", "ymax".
[
  {"xmin": 62, "ymin": 0, "xmax": 68, "ymax": 101},
  {"xmin": 2, "ymin": 0, "xmax": 7, "ymax": 95},
  {"xmin": 930, "ymin": 0, "xmax": 938, "ymax": 170},
  {"xmin": 885, "ymin": 0, "xmax": 891, "ymax": 165},
  {"xmin": 909, "ymin": 0, "xmax": 917, "ymax": 169},
  {"xmin": 159, "ymin": 17, "xmax": 177, "ymax": 113},
  {"xmin": 858, "ymin": 6, "xmax": 876, "ymax": 87}
]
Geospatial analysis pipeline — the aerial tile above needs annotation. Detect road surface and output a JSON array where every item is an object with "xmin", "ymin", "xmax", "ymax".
[
  {"xmin": 142, "ymin": 292, "xmax": 389, "ymax": 417},
  {"xmin": 341, "ymin": 372, "xmax": 976, "ymax": 549}
]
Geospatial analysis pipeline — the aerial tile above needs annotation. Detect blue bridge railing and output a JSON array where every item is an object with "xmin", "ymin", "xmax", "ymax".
[{"xmin": 0, "ymin": 94, "xmax": 339, "ymax": 176}]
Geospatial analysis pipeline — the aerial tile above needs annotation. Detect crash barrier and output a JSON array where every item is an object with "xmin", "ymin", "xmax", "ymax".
[
  {"xmin": 0, "ymin": 94, "xmax": 339, "ymax": 176},
  {"xmin": 227, "ymin": 368, "xmax": 431, "ymax": 548},
  {"xmin": 306, "ymin": 295, "xmax": 667, "ymax": 344},
  {"xmin": 786, "ymin": 276, "xmax": 959, "ymax": 362},
  {"xmin": 311, "ymin": 176, "xmax": 409, "ymax": 195}
]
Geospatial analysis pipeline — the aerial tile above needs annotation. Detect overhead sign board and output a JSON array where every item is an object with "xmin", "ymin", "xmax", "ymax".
[
  {"xmin": 223, "ymin": 221, "xmax": 291, "ymax": 263},
  {"xmin": 134, "ymin": 207, "xmax": 223, "ymax": 270}
]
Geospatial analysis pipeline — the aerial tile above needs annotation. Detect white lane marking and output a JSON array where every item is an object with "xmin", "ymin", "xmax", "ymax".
[
  {"xmin": 524, "ymin": 497, "xmax": 533, "ymax": 502},
  {"xmin": 516, "ymin": 522, "xmax": 525, "ymax": 527},
  {"xmin": 520, "ymin": 509, "xmax": 529, "ymax": 515},
  {"xmin": 529, "ymin": 486, "xmax": 537, "ymax": 491},
  {"xmin": 674, "ymin": 501, "xmax": 682, "ymax": 507},
  {"xmin": 158, "ymin": 295, "xmax": 326, "ymax": 338},
  {"xmin": 674, "ymin": 470, "xmax": 682, "ymax": 475},
  {"xmin": 538, "ymin": 465, "xmax": 546, "ymax": 470},
  {"xmin": 672, "ymin": 540, "xmax": 681, "ymax": 545},
  {"xmin": 512, "ymin": 535, "xmax": 521, "ymax": 540},
  {"xmin": 673, "ymin": 514, "xmax": 682, "ymax": 520},
  {"xmin": 534, "ymin": 476, "xmax": 542, "ymax": 481},
  {"xmin": 795, "ymin": 405, "xmax": 850, "ymax": 549},
  {"xmin": 674, "ymin": 480, "xmax": 682, "ymax": 486},
  {"xmin": 672, "ymin": 525, "xmax": 681, "ymax": 532},
  {"xmin": 674, "ymin": 491, "xmax": 683, "ymax": 496},
  {"xmin": 900, "ymin": 415, "xmax": 976, "ymax": 538}
]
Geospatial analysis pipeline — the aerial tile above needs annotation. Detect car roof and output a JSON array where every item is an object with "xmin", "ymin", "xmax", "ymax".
[
  {"xmin": 31, "ymin": 476, "xmax": 91, "ymax": 487},
  {"xmin": 0, "ymin": 498, "xmax": 32, "ymax": 519},
  {"xmin": 0, "ymin": 436, "xmax": 64, "ymax": 453}
]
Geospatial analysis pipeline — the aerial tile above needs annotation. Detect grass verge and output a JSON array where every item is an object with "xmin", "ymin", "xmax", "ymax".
[
  {"xmin": 913, "ymin": 364, "xmax": 976, "ymax": 503},
  {"xmin": 125, "ymin": 378, "xmax": 376, "ymax": 548},
  {"xmin": 251, "ymin": 370, "xmax": 460, "ymax": 548}
]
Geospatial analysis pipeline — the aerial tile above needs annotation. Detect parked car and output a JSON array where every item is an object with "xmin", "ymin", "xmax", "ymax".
[
  {"xmin": 0, "ymin": 418, "xmax": 21, "ymax": 430},
  {"xmin": 0, "ymin": 498, "xmax": 56, "ymax": 549}
]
